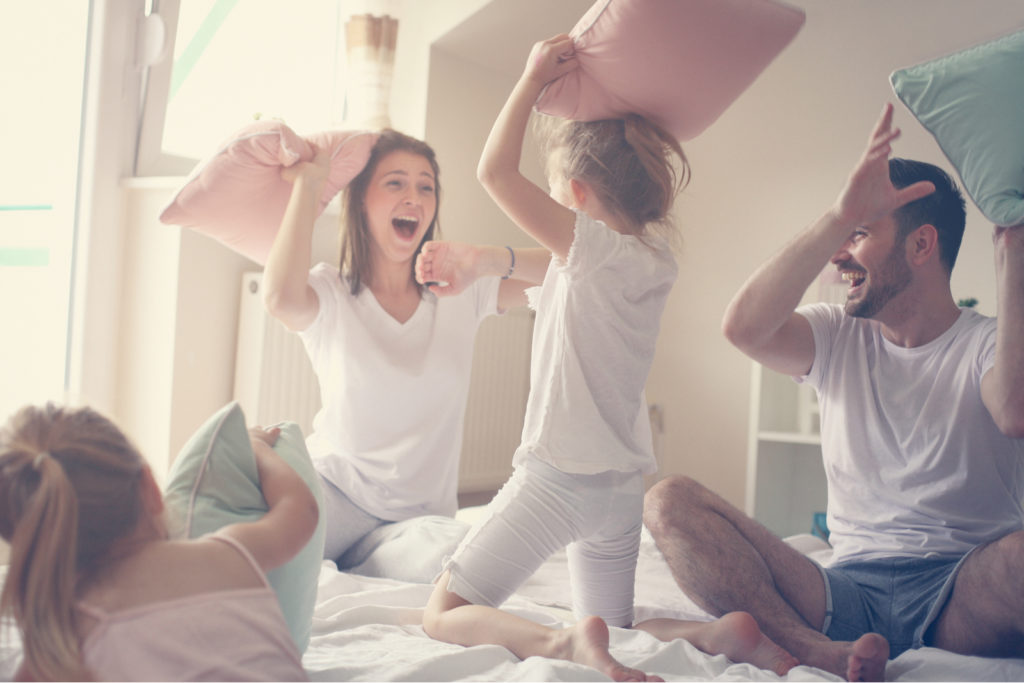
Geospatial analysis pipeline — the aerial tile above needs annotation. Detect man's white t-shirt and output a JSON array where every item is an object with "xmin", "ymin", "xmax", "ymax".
[
  {"xmin": 799, "ymin": 303, "xmax": 1024, "ymax": 565},
  {"xmin": 299, "ymin": 263, "xmax": 499, "ymax": 521},
  {"xmin": 514, "ymin": 210, "xmax": 677, "ymax": 476}
]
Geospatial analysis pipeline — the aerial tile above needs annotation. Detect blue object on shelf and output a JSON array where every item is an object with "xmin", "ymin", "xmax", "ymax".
[{"xmin": 812, "ymin": 512, "xmax": 829, "ymax": 541}]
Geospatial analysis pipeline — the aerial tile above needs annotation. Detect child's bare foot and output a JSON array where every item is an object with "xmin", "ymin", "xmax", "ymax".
[
  {"xmin": 845, "ymin": 633, "xmax": 888, "ymax": 682},
  {"xmin": 559, "ymin": 616, "xmax": 662, "ymax": 682}
]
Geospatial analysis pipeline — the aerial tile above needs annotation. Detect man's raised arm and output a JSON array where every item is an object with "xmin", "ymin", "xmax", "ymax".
[{"xmin": 722, "ymin": 103, "xmax": 935, "ymax": 376}]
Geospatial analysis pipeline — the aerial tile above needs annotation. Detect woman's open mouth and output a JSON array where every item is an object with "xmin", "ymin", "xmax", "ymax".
[{"xmin": 393, "ymin": 215, "xmax": 420, "ymax": 239}]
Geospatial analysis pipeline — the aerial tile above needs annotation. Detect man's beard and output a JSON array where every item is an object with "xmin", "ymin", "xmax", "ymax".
[{"xmin": 844, "ymin": 246, "xmax": 912, "ymax": 319}]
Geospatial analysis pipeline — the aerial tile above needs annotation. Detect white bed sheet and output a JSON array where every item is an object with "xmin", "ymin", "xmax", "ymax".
[
  {"xmin": 303, "ymin": 525, "xmax": 1024, "ymax": 682},
  {"xmin": 0, "ymin": 528, "xmax": 1021, "ymax": 681}
]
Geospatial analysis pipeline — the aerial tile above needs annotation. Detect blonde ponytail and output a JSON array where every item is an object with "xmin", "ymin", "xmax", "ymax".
[
  {"xmin": 0, "ymin": 452, "xmax": 90, "ymax": 681},
  {"xmin": 0, "ymin": 403, "xmax": 148, "ymax": 681}
]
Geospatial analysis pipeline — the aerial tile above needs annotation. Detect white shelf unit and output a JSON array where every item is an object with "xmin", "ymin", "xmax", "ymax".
[{"xmin": 745, "ymin": 362, "xmax": 828, "ymax": 539}]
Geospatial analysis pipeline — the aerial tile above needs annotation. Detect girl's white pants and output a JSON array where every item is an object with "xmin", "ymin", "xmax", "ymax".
[{"xmin": 443, "ymin": 457, "xmax": 644, "ymax": 627}]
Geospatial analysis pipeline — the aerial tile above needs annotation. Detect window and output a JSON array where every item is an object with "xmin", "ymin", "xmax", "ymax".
[
  {"xmin": 0, "ymin": 2, "xmax": 89, "ymax": 421},
  {"xmin": 139, "ymin": 0, "xmax": 344, "ymax": 175}
]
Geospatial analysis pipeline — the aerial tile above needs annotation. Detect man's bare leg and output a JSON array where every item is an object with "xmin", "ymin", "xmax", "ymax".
[
  {"xmin": 644, "ymin": 476, "xmax": 888, "ymax": 681},
  {"xmin": 930, "ymin": 530, "xmax": 1024, "ymax": 657}
]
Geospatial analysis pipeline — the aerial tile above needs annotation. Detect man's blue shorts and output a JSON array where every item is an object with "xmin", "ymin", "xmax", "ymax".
[{"xmin": 813, "ymin": 552, "xmax": 971, "ymax": 658}]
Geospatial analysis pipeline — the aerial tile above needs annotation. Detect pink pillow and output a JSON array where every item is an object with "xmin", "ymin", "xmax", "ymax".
[
  {"xmin": 160, "ymin": 120, "xmax": 380, "ymax": 264},
  {"xmin": 534, "ymin": 0, "xmax": 805, "ymax": 141}
]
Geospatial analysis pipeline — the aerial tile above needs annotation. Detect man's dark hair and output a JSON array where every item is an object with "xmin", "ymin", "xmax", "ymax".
[{"xmin": 889, "ymin": 158, "xmax": 966, "ymax": 274}]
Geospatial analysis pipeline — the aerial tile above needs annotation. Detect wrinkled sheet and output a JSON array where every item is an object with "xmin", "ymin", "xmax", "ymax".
[
  {"xmin": 0, "ymin": 527, "xmax": 1020, "ymax": 681},
  {"xmin": 303, "ymin": 528, "xmax": 1024, "ymax": 681}
]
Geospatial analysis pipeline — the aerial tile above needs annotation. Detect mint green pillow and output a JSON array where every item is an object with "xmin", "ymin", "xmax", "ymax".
[
  {"xmin": 890, "ymin": 28, "xmax": 1024, "ymax": 227},
  {"xmin": 163, "ymin": 402, "xmax": 325, "ymax": 653}
]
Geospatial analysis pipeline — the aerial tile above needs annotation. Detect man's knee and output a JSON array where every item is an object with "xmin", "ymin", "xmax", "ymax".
[{"xmin": 643, "ymin": 475, "xmax": 710, "ymax": 537}]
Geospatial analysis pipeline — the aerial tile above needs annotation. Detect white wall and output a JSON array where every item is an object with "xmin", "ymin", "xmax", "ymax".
[
  {"xmin": 388, "ymin": 0, "xmax": 492, "ymax": 138},
  {"xmin": 116, "ymin": 179, "xmax": 255, "ymax": 481}
]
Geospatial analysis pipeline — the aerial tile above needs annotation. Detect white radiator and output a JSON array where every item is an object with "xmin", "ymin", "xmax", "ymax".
[
  {"xmin": 233, "ymin": 272, "xmax": 322, "ymax": 436},
  {"xmin": 233, "ymin": 272, "xmax": 534, "ymax": 495},
  {"xmin": 458, "ymin": 307, "xmax": 534, "ymax": 493}
]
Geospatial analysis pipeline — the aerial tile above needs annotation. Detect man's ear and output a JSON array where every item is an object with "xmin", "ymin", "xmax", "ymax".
[{"xmin": 907, "ymin": 224, "xmax": 939, "ymax": 266}]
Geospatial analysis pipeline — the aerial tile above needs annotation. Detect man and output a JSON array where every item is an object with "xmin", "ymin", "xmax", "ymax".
[{"xmin": 644, "ymin": 103, "xmax": 1024, "ymax": 681}]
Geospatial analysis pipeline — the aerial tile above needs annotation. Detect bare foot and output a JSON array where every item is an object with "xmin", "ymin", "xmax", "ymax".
[
  {"xmin": 636, "ymin": 613, "xmax": 798, "ymax": 675},
  {"xmin": 703, "ymin": 612, "xmax": 800, "ymax": 675},
  {"xmin": 559, "ymin": 616, "xmax": 662, "ymax": 682},
  {"xmin": 845, "ymin": 633, "xmax": 888, "ymax": 682},
  {"xmin": 802, "ymin": 632, "xmax": 888, "ymax": 681}
]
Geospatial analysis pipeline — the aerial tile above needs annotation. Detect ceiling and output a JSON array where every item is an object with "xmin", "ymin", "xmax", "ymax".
[{"xmin": 432, "ymin": 0, "xmax": 593, "ymax": 76}]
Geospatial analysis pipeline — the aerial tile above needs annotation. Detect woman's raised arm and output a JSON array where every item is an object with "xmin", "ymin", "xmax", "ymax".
[{"xmin": 263, "ymin": 150, "xmax": 330, "ymax": 332}]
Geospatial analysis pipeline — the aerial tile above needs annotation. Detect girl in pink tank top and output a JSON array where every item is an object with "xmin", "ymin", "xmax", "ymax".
[{"xmin": 0, "ymin": 403, "xmax": 318, "ymax": 681}]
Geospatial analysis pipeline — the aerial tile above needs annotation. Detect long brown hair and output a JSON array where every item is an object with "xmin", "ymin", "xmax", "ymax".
[
  {"xmin": 339, "ymin": 129, "xmax": 443, "ymax": 295},
  {"xmin": 0, "ymin": 403, "xmax": 149, "ymax": 681},
  {"xmin": 535, "ymin": 113, "xmax": 690, "ymax": 249}
]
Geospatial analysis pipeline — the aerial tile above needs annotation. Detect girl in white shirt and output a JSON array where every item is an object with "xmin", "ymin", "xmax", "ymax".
[{"xmin": 420, "ymin": 34, "xmax": 798, "ymax": 681}]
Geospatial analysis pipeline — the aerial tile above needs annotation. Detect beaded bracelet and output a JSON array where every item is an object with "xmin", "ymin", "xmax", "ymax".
[{"xmin": 501, "ymin": 245, "xmax": 516, "ymax": 280}]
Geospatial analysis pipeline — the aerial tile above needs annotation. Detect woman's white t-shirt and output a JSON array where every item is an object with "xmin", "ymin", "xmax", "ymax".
[{"xmin": 299, "ymin": 263, "xmax": 499, "ymax": 521}]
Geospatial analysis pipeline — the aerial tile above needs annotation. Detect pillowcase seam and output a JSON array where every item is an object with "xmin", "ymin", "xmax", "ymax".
[
  {"xmin": 183, "ymin": 406, "xmax": 236, "ymax": 537},
  {"xmin": 572, "ymin": 0, "xmax": 613, "ymax": 40}
]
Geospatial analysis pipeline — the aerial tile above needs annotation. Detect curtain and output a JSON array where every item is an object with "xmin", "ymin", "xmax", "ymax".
[{"xmin": 344, "ymin": 13, "xmax": 399, "ymax": 129}]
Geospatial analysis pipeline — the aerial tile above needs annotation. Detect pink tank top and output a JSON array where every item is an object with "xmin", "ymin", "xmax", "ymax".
[{"xmin": 78, "ymin": 534, "xmax": 307, "ymax": 681}]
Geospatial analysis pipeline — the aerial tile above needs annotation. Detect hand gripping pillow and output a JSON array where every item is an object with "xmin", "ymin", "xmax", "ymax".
[
  {"xmin": 891, "ymin": 28, "xmax": 1024, "ymax": 227},
  {"xmin": 163, "ymin": 401, "xmax": 326, "ymax": 652},
  {"xmin": 159, "ymin": 120, "xmax": 380, "ymax": 264},
  {"xmin": 534, "ymin": 0, "xmax": 805, "ymax": 141}
]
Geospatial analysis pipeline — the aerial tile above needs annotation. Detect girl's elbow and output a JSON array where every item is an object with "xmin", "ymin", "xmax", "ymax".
[
  {"xmin": 302, "ymin": 495, "xmax": 320, "ymax": 540},
  {"xmin": 291, "ymin": 487, "xmax": 320, "ymax": 545},
  {"xmin": 476, "ymin": 162, "xmax": 498, "ymax": 190},
  {"xmin": 721, "ymin": 311, "xmax": 755, "ymax": 351}
]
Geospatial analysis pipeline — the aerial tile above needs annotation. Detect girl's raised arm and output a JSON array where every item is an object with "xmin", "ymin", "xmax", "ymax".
[
  {"xmin": 477, "ymin": 35, "xmax": 579, "ymax": 260},
  {"xmin": 262, "ymin": 150, "xmax": 330, "ymax": 332}
]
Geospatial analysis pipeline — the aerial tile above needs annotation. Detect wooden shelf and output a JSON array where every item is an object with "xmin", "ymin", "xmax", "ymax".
[
  {"xmin": 758, "ymin": 431, "xmax": 821, "ymax": 445},
  {"xmin": 747, "ymin": 362, "xmax": 828, "ymax": 538}
]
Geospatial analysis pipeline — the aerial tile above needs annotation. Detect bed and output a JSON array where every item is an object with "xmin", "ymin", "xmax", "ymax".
[
  {"xmin": 297, "ymin": 510, "xmax": 1024, "ymax": 682},
  {"xmin": 1, "ymin": 517, "xmax": 1021, "ymax": 681}
]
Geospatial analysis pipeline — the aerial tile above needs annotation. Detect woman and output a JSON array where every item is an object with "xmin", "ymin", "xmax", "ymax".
[{"xmin": 263, "ymin": 130, "xmax": 547, "ymax": 578}]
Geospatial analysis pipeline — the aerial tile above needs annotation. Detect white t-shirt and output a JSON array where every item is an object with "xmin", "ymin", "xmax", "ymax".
[
  {"xmin": 299, "ymin": 263, "xmax": 499, "ymax": 521},
  {"xmin": 514, "ymin": 210, "xmax": 677, "ymax": 475},
  {"xmin": 800, "ymin": 303, "xmax": 1024, "ymax": 565}
]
